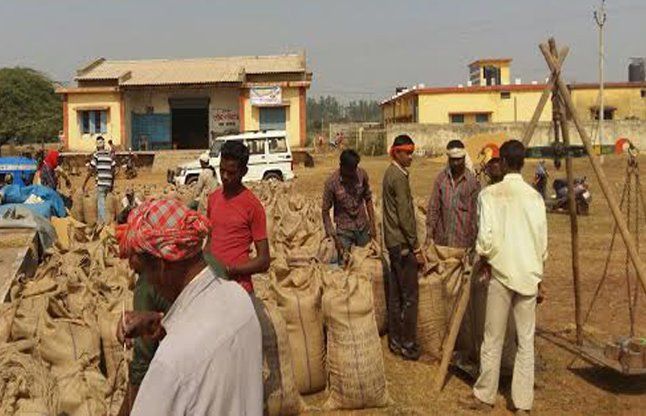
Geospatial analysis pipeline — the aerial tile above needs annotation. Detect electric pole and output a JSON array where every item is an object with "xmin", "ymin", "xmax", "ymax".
[{"xmin": 594, "ymin": 0, "xmax": 607, "ymax": 162}]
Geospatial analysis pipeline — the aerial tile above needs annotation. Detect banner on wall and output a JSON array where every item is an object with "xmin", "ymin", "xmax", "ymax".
[{"xmin": 250, "ymin": 86, "xmax": 282, "ymax": 106}]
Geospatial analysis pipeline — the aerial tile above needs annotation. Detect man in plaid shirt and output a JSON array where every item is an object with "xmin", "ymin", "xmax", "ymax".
[{"xmin": 426, "ymin": 140, "xmax": 481, "ymax": 249}]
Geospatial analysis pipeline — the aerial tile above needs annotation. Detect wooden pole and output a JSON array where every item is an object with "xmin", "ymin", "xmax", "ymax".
[
  {"xmin": 521, "ymin": 47, "xmax": 569, "ymax": 146},
  {"xmin": 434, "ymin": 269, "xmax": 471, "ymax": 392},
  {"xmin": 552, "ymin": 41, "xmax": 584, "ymax": 346},
  {"xmin": 540, "ymin": 41, "xmax": 646, "ymax": 295}
]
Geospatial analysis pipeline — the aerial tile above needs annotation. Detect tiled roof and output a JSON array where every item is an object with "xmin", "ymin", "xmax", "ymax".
[{"xmin": 75, "ymin": 54, "xmax": 306, "ymax": 86}]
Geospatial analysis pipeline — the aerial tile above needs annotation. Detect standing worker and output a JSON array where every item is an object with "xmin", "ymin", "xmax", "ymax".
[
  {"xmin": 39, "ymin": 150, "xmax": 71, "ymax": 191},
  {"xmin": 382, "ymin": 134, "xmax": 425, "ymax": 361},
  {"xmin": 207, "ymin": 140, "xmax": 270, "ymax": 293},
  {"xmin": 322, "ymin": 149, "xmax": 377, "ymax": 263},
  {"xmin": 190, "ymin": 151, "xmax": 218, "ymax": 212},
  {"xmin": 83, "ymin": 136, "xmax": 115, "ymax": 223},
  {"xmin": 117, "ymin": 198, "xmax": 262, "ymax": 415},
  {"xmin": 533, "ymin": 160, "xmax": 549, "ymax": 199},
  {"xmin": 460, "ymin": 140, "xmax": 547, "ymax": 415},
  {"xmin": 426, "ymin": 140, "xmax": 480, "ymax": 249}
]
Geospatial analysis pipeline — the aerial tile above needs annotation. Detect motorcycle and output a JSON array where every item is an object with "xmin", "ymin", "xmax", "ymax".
[{"xmin": 547, "ymin": 176, "xmax": 591, "ymax": 215}]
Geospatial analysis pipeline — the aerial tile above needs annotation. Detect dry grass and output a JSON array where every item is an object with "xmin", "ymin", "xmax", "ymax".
[{"xmin": 98, "ymin": 152, "xmax": 646, "ymax": 415}]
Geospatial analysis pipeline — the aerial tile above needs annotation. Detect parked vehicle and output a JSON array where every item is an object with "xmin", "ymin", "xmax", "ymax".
[
  {"xmin": 168, "ymin": 130, "xmax": 295, "ymax": 186},
  {"xmin": 546, "ymin": 177, "xmax": 591, "ymax": 215}
]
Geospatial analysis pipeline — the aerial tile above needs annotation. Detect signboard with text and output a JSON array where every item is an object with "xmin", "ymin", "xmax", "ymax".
[{"xmin": 250, "ymin": 86, "xmax": 282, "ymax": 106}]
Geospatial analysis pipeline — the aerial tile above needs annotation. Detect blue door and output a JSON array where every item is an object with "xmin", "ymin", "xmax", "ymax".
[
  {"xmin": 131, "ymin": 113, "xmax": 172, "ymax": 150},
  {"xmin": 259, "ymin": 107, "xmax": 286, "ymax": 131}
]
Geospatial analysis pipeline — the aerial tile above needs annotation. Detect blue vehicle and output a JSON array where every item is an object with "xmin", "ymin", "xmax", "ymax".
[{"xmin": 0, "ymin": 156, "xmax": 37, "ymax": 186}]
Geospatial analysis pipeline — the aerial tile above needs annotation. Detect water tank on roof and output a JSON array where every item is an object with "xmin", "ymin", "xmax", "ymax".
[{"xmin": 628, "ymin": 58, "xmax": 645, "ymax": 82}]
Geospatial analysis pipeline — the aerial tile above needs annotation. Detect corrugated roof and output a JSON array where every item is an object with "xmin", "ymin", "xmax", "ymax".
[{"xmin": 76, "ymin": 54, "xmax": 306, "ymax": 86}]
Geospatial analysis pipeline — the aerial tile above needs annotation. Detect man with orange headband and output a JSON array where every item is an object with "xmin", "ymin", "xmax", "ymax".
[
  {"xmin": 382, "ymin": 134, "xmax": 425, "ymax": 360},
  {"xmin": 117, "ymin": 198, "xmax": 262, "ymax": 416}
]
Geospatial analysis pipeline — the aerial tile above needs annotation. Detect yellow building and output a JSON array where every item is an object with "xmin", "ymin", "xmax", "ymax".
[
  {"xmin": 57, "ymin": 53, "xmax": 312, "ymax": 151},
  {"xmin": 382, "ymin": 58, "xmax": 646, "ymax": 126}
]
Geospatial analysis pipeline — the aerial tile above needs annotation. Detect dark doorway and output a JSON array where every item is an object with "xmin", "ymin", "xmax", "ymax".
[{"xmin": 171, "ymin": 108, "xmax": 209, "ymax": 149}]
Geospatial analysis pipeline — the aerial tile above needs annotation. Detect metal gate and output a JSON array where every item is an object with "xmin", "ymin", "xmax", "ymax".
[
  {"xmin": 259, "ymin": 107, "xmax": 286, "ymax": 131},
  {"xmin": 131, "ymin": 113, "xmax": 172, "ymax": 150}
]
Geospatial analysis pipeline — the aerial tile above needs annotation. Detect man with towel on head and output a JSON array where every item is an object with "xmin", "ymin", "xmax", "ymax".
[
  {"xmin": 117, "ymin": 198, "xmax": 262, "ymax": 416},
  {"xmin": 426, "ymin": 139, "xmax": 480, "ymax": 249}
]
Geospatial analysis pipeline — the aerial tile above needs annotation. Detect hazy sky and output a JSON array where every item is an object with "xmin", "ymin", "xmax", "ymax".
[{"xmin": 1, "ymin": 0, "xmax": 644, "ymax": 101}]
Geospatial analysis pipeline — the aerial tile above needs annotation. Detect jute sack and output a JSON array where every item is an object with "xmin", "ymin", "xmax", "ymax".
[
  {"xmin": 348, "ymin": 243, "xmax": 388, "ymax": 336},
  {"xmin": 251, "ymin": 296, "xmax": 305, "ymax": 416},
  {"xmin": 416, "ymin": 244, "xmax": 465, "ymax": 361},
  {"xmin": 55, "ymin": 360, "xmax": 108, "ymax": 416},
  {"xmin": 104, "ymin": 192, "xmax": 119, "ymax": 224},
  {"xmin": 97, "ymin": 309, "xmax": 126, "ymax": 385},
  {"xmin": 82, "ymin": 190, "xmax": 98, "ymax": 227},
  {"xmin": 272, "ymin": 263, "xmax": 326, "ymax": 394},
  {"xmin": 322, "ymin": 270, "xmax": 389, "ymax": 410},
  {"xmin": 0, "ymin": 340, "xmax": 57, "ymax": 416},
  {"xmin": 71, "ymin": 188, "xmax": 85, "ymax": 223},
  {"xmin": 0, "ymin": 302, "xmax": 17, "ymax": 343}
]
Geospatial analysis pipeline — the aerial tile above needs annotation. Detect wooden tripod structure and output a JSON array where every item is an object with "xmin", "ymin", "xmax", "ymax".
[
  {"xmin": 434, "ymin": 36, "xmax": 646, "ymax": 391},
  {"xmin": 524, "ymin": 37, "xmax": 646, "ymax": 346}
]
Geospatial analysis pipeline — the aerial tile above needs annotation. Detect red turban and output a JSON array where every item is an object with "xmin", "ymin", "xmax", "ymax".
[
  {"xmin": 119, "ymin": 198, "xmax": 210, "ymax": 262},
  {"xmin": 44, "ymin": 150, "xmax": 60, "ymax": 169}
]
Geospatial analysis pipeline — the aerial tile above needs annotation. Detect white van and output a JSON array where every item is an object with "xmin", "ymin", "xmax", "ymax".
[{"xmin": 168, "ymin": 130, "xmax": 295, "ymax": 186}]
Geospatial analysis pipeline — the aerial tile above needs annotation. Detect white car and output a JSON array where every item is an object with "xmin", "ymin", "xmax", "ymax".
[{"xmin": 168, "ymin": 130, "xmax": 295, "ymax": 186}]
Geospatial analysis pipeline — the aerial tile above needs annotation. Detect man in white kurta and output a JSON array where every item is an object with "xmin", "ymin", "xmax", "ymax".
[
  {"xmin": 117, "ymin": 198, "xmax": 262, "ymax": 416},
  {"xmin": 462, "ymin": 140, "xmax": 547, "ymax": 414},
  {"xmin": 131, "ymin": 267, "xmax": 262, "ymax": 416}
]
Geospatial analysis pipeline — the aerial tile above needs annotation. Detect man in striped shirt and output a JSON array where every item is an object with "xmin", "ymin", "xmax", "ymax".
[
  {"xmin": 83, "ymin": 136, "xmax": 116, "ymax": 223},
  {"xmin": 426, "ymin": 140, "xmax": 480, "ymax": 249}
]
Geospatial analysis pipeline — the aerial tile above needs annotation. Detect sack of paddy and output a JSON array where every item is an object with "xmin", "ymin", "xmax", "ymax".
[
  {"xmin": 316, "ymin": 237, "xmax": 338, "ymax": 264},
  {"xmin": 56, "ymin": 358, "xmax": 109, "ymax": 416},
  {"xmin": 322, "ymin": 269, "xmax": 389, "ymax": 410},
  {"xmin": 416, "ymin": 244, "xmax": 466, "ymax": 361},
  {"xmin": 104, "ymin": 192, "xmax": 119, "ymax": 224},
  {"xmin": 0, "ymin": 340, "xmax": 57, "ymax": 416},
  {"xmin": 97, "ymin": 308, "xmax": 127, "ymax": 386},
  {"xmin": 272, "ymin": 263, "xmax": 326, "ymax": 394},
  {"xmin": 71, "ymin": 188, "xmax": 85, "ymax": 223},
  {"xmin": 82, "ymin": 189, "xmax": 98, "ymax": 227},
  {"xmin": 250, "ymin": 295, "xmax": 306, "ymax": 416},
  {"xmin": 347, "ymin": 242, "xmax": 389, "ymax": 336}
]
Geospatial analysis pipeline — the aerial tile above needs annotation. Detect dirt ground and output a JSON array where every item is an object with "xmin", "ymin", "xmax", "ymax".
[{"xmin": 88, "ymin": 151, "xmax": 646, "ymax": 415}]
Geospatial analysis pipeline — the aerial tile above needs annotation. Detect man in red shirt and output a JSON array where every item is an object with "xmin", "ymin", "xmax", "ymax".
[{"xmin": 207, "ymin": 140, "xmax": 270, "ymax": 293}]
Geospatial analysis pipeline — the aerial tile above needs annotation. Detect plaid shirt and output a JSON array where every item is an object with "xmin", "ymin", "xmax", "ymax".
[
  {"xmin": 322, "ymin": 168, "xmax": 372, "ymax": 235},
  {"xmin": 426, "ymin": 168, "xmax": 480, "ymax": 248}
]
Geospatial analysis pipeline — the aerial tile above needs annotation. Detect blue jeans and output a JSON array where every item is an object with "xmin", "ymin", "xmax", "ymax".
[{"xmin": 97, "ymin": 187, "xmax": 109, "ymax": 223}]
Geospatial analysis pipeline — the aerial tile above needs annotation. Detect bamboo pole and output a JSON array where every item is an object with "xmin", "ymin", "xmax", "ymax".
[
  {"xmin": 554, "ymin": 63, "xmax": 584, "ymax": 346},
  {"xmin": 434, "ymin": 269, "xmax": 472, "ymax": 392},
  {"xmin": 540, "ymin": 41, "xmax": 646, "ymax": 295},
  {"xmin": 521, "ymin": 47, "xmax": 569, "ymax": 146}
]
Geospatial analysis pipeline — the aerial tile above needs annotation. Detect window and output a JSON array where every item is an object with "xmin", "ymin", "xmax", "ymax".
[
  {"xmin": 80, "ymin": 110, "xmax": 108, "ymax": 134},
  {"xmin": 641, "ymin": 89, "xmax": 646, "ymax": 98},
  {"xmin": 246, "ymin": 139, "xmax": 266, "ymax": 155},
  {"xmin": 268, "ymin": 137, "xmax": 288, "ymax": 153},
  {"xmin": 591, "ymin": 108, "xmax": 615, "ymax": 121},
  {"xmin": 476, "ymin": 113, "xmax": 490, "ymax": 123},
  {"xmin": 259, "ymin": 107, "xmax": 286, "ymax": 131},
  {"xmin": 500, "ymin": 91, "xmax": 511, "ymax": 99},
  {"xmin": 450, "ymin": 114, "xmax": 465, "ymax": 124}
]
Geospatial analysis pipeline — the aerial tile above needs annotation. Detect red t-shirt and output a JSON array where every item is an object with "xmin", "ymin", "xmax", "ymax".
[{"xmin": 207, "ymin": 187, "xmax": 267, "ymax": 293}]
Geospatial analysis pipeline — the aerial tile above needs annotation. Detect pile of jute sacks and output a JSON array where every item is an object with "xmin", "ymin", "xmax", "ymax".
[
  {"xmin": 247, "ymin": 182, "xmax": 472, "ymax": 414},
  {"xmin": 0, "ymin": 180, "xmax": 473, "ymax": 415},
  {"xmin": 0, "ymin": 224, "xmax": 132, "ymax": 416}
]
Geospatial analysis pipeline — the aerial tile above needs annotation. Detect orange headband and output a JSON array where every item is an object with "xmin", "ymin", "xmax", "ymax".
[{"xmin": 390, "ymin": 144, "xmax": 415, "ymax": 157}]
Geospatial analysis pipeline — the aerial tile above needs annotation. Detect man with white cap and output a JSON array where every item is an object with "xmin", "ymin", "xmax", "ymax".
[
  {"xmin": 191, "ymin": 151, "xmax": 218, "ymax": 212},
  {"xmin": 426, "ymin": 139, "xmax": 480, "ymax": 249}
]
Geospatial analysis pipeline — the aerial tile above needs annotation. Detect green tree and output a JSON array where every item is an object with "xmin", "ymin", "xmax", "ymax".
[{"xmin": 0, "ymin": 67, "xmax": 62, "ymax": 153}]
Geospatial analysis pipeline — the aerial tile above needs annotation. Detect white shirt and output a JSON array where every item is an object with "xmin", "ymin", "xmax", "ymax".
[
  {"xmin": 131, "ymin": 267, "xmax": 263, "ymax": 416},
  {"xmin": 476, "ymin": 173, "xmax": 548, "ymax": 296}
]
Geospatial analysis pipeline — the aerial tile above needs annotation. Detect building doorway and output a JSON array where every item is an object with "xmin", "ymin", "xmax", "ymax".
[{"xmin": 170, "ymin": 98, "xmax": 209, "ymax": 149}]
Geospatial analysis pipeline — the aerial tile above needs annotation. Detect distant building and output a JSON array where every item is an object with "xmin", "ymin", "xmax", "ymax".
[
  {"xmin": 381, "ymin": 58, "xmax": 646, "ymax": 125},
  {"xmin": 57, "ymin": 53, "xmax": 312, "ymax": 151}
]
